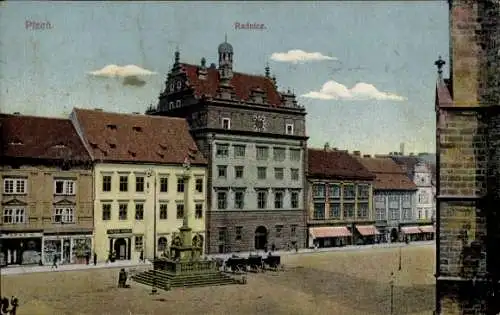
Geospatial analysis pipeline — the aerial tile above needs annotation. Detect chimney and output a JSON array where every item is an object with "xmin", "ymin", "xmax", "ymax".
[
  {"xmin": 409, "ymin": 152, "xmax": 415, "ymax": 156},
  {"xmin": 210, "ymin": 63, "xmax": 216, "ymax": 69},
  {"xmin": 400, "ymin": 142, "xmax": 405, "ymax": 156},
  {"xmin": 363, "ymin": 154, "xmax": 371, "ymax": 158},
  {"xmin": 324, "ymin": 142, "xmax": 330, "ymax": 151},
  {"xmin": 94, "ymin": 108, "xmax": 103, "ymax": 112},
  {"xmin": 333, "ymin": 147, "xmax": 338, "ymax": 151},
  {"xmin": 132, "ymin": 112, "xmax": 140, "ymax": 115},
  {"xmin": 353, "ymin": 151, "xmax": 361, "ymax": 157},
  {"xmin": 13, "ymin": 112, "xmax": 21, "ymax": 115}
]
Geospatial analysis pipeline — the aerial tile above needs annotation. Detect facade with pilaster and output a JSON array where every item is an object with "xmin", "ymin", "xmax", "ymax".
[
  {"xmin": 70, "ymin": 108, "xmax": 207, "ymax": 262},
  {"xmin": 147, "ymin": 39, "xmax": 308, "ymax": 254}
]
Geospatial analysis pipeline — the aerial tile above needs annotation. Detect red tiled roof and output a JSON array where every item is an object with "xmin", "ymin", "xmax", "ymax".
[
  {"xmin": 72, "ymin": 108, "xmax": 207, "ymax": 165},
  {"xmin": 356, "ymin": 157, "xmax": 417, "ymax": 191},
  {"xmin": 180, "ymin": 63, "xmax": 283, "ymax": 106},
  {"xmin": 0, "ymin": 114, "xmax": 91, "ymax": 162},
  {"xmin": 307, "ymin": 149, "xmax": 375, "ymax": 180}
]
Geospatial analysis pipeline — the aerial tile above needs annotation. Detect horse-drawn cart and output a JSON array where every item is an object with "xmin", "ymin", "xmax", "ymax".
[{"xmin": 263, "ymin": 254, "xmax": 282, "ymax": 271}]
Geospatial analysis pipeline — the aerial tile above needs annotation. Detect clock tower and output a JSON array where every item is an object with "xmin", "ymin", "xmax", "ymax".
[{"xmin": 148, "ymin": 39, "xmax": 308, "ymax": 255}]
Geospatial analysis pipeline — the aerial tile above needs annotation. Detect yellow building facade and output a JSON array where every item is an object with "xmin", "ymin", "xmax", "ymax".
[{"xmin": 93, "ymin": 163, "xmax": 206, "ymax": 262}]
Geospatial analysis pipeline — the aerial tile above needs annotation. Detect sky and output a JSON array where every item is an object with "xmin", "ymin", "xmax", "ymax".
[{"xmin": 0, "ymin": 1, "xmax": 449, "ymax": 155}]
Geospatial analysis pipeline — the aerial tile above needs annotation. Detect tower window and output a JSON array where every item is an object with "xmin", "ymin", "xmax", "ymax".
[
  {"xmin": 169, "ymin": 83, "xmax": 174, "ymax": 92},
  {"xmin": 176, "ymin": 81, "xmax": 182, "ymax": 90},
  {"xmin": 176, "ymin": 100, "xmax": 181, "ymax": 108},
  {"xmin": 168, "ymin": 101, "xmax": 174, "ymax": 109},
  {"xmin": 286, "ymin": 124, "xmax": 294, "ymax": 135},
  {"xmin": 222, "ymin": 118, "xmax": 231, "ymax": 130}
]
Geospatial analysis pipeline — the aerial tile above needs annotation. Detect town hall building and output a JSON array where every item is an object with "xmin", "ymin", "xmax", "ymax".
[{"xmin": 146, "ymin": 39, "xmax": 308, "ymax": 254}]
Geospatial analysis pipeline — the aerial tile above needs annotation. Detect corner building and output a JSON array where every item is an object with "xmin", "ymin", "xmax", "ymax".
[{"xmin": 147, "ymin": 39, "xmax": 308, "ymax": 254}]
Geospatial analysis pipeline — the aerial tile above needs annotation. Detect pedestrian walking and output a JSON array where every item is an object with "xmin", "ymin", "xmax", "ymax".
[
  {"xmin": 51, "ymin": 255, "xmax": 58, "ymax": 269},
  {"xmin": 93, "ymin": 252, "xmax": 97, "ymax": 266},
  {"xmin": 140, "ymin": 250, "xmax": 144, "ymax": 263},
  {"xmin": 85, "ymin": 252, "xmax": 90, "ymax": 265}
]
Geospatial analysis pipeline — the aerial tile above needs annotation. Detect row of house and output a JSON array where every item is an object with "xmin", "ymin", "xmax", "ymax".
[{"xmin": 0, "ymin": 40, "xmax": 436, "ymax": 265}]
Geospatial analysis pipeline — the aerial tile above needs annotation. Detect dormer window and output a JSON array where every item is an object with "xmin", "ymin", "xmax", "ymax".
[
  {"xmin": 222, "ymin": 118, "xmax": 231, "ymax": 130},
  {"xmin": 176, "ymin": 81, "xmax": 182, "ymax": 90},
  {"xmin": 286, "ymin": 124, "xmax": 294, "ymax": 135},
  {"xmin": 169, "ymin": 83, "xmax": 174, "ymax": 92},
  {"xmin": 109, "ymin": 143, "xmax": 116, "ymax": 149},
  {"xmin": 106, "ymin": 124, "xmax": 117, "ymax": 130},
  {"xmin": 133, "ymin": 126, "xmax": 142, "ymax": 132},
  {"xmin": 176, "ymin": 100, "xmax": 181, "ymax": 108}
]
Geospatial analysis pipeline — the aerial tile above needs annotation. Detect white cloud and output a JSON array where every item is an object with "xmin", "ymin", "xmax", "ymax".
[
  {"xmin": 270, "ymin": 50, "xmax": 337, "ymax": 63},
  {"xmin": 87, "ymin": 64, "xmax": 157, "ymax": 78},
  {"xmin": 300, "ymin": 80, "xmax": 407, "ymax": 101}
]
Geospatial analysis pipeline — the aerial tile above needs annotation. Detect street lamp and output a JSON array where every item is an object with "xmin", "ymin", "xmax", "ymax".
[
  {"xmin": 390, "ymin": 272, "xmax": 395, "ymax": 315},
  {"xmin": 398, "ymin": 245, "xmax": 402, "ymax": 271},
  {"xmin": 146, "ymin": 169, "xmax": 158, "ymax": 295}
]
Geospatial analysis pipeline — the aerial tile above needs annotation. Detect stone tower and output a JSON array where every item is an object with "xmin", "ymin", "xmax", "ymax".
[{"xmin": 435, "ymin": 0, "xmax": 500, "ymax": 314}]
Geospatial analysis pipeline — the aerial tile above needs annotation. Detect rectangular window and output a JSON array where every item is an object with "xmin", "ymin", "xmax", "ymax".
[
  {"xmin": 135, "ymin": 203, "xmax": 144, "ymax": 220},
  {"xmin": 390, "ymin": 208, "xmax": 400, "ymax": 221},
  {"xmin": 218, "ymin": 166, "xmax": 227, "ymax": 178},
  {"xmin": 375, "ymin": 195, "xmax": 386, "ymax": 209},
  {"xmin": 273, "ymin": 147, "xmax": 286, "ymax": 161},
  {"xmin": 177, "ymin": 178, "xmax": 185, "ymax": 193},
  {"xmin": 159, "ymin": 204, "xmax": 168, "ymax": 220},
  {"xmin": 195, "ymin": 204, "xmax": 203, "ymax": 219},
  {"xmin": 235, "ymin": 166, "xmax": 244, "ymax": 178},
  {"xmin": 216, "ymin": 144, "xmax": 229, "ymax": 158},
  {"xmin": 119, "ymin": 204, "xmax": 128, "ymax": 220},
  {"xmin": 402, "ymin": 207, "xmax": 412, "ymax": 220},
  {"xmin": 233, "ymin": 145, "xmax": 246, "ymax": 158},
  {"xmin": 3, "ymin": 207, "xmax": 26, "ymax": 224},
  {"xmin": 135, "ymin": 176, "xmax": 145, "ymax": 192},
  {"xmin": 285, "ymin": 124, "xmax": 294, "ymax": 135},
  {"xmin": 222, "ymin": 118, "xmax": 231, "ymax": 130},
  {"xmin": 274, "ymin": 168, "xmax": 284, "ymax": 180},
  {"xmin": 235, "ymin": 226, "xmax": 243, "ymax": 240},
  {"xmin": 329, "ymin": 203, "xmax": 341, "ymax": 218},
  {"xmin": 54, "ymin": 179, "xmax": 75, "ymax": 195},
  {"xmin": 417, "ymin": 208, "xmax": 423, "ymax": 219},
  {"xmin": 376, "ymin": 208, "xmax": 386, "ymax": 221},
  {"xmin": 257, "ymin": 167, "xmax": 267, "ymax": 180},
  {"xmin": 3, "ymin": 178, "xmax": 27, "ymax": 194},
  {"xmin": 53, "ymin": 207, "xmax": 74, "ymax": 223},
  {"xmin": 234, "ymin": 191, "xmax": 244, "ymax": 209},
  {"xmin": 257, "ymin": 191, "xmax": 267, "ymax": 209},
  {"xmin": 343, "ymin": 203, "xmax": 355, "ymax": 218},
  {"xmin": 291, "ymin": 168, "xmax": 299, "ymax": 181},
  {"xmin": 313, "ymin": 203, "xmax": 325, "ymax": 220},
  {"xmin": 102, "ymin": 204, "xmax": 111, "ymax": 221},
  {"xmin": 102, "ymin": 175, "xmax": 112, "ymax": 192},
  {"xmin": 418, "ymin": 192, "xmax": 429, "ymax": 204},
  {"xmin": 291, "ymin": 191, "xmax": 299, "ymax": 208},
  {"xmin": 256, "ymin": 146, "xmax": 269, "ymax": 160},
  {"xmin": 134, "ymin": 235, "xmax": 143, "ymax": 250},
  {"xmin": 291, "ymin": 225, "xmax": 297, "ymax": 237},
  {"xmin": 313, "ymin": 184, "xmax": 325, "ymax": 198},
  {"xmin": 218, "ymin": 228, "xmax": 227, "ymax": 242},
  {"xmin": 176, "ymin": 204, "xmax": 184, "ymax": 219},
  {"xmin": 275, "ymin": 225, "xmax": 283, "ymax": 238},
  {"xmin": 343, "ymin": 184, "xmax": 356, "ymax": 200},
  {"xmin": 160, "ymin": 177, "xmax": 168, "ymax": 192},
  {"xmin": 401, "ymin": 194, "xmax": 412, "ymax": 207},
  {"xmin": 357, "ymin": 184, "xmax": 370, "ymax": 199},
  {"xmin": 195, "ymin": 178, "xmax": 203, "ymax": 193},
  {"xmin": 119, "ymin": 176, "xmax": 128, "ymax": 192},
  {"xmin": 357, "ymin": 203, "xmax": 369, "ymax": 218},
  {"xmin": 217, "ymin": 191, "xmax": 227, "ymax": 209},
  {"xmin": 274, "ymin": 191, "xmax": 284, "ymax": 209},
  {"xmin": 328, "ymin": 184, "xmax": 341, "ymax": 199},
  {"xmin": 289, "ymin": 149, "xmax": 300, "ymax": 161}
]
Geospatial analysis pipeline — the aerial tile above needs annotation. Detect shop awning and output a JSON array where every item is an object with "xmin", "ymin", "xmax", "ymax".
[
  {"xmin": 401, "ymin": 226, "xmax": 422, "ymax": 234},
  {"xmin": 419, "ymin": 225, "xmax": 435, "ymax": 233},
  {"xmin": 310, "ymin": 226, "xmax": 352, "ymax": 239},
  {"xmin": 355, "ymin": 225, "xmax": 380, "ymax": 236}
]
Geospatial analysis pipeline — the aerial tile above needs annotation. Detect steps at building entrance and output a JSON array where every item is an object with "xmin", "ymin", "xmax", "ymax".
[{"xmin": 131, "ymin": 269, "xmax": 240, "ymax": 289}]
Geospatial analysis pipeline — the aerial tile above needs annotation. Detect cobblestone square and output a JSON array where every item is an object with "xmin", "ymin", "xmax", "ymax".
[{"xmin": 2, "ymin": 244, "xmax": 435, "ymax": 315}]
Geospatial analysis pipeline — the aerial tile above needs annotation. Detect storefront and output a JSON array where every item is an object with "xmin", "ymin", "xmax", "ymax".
[
  {"xmin": 0, "ymin": 232, "xmax": 43, "ymax": 266},
  {"xmin": 309, "ymin": 226, "xmax": 352, "ymax": 248},
  {"xmin": 400, "ymin": 226, "xmax": 423, "ymax": 242},
  {"xmin": 419, "ymin": 225, "xmax": 435, "ymax": 240},
  {"xmin": 355, "ymin": 225, "xmax": 381, "ymax": 245},
  {"xmin": 107, "ymin": 229, "xmax": 132, "ymax": 261},
  {"xmin": 42, "ymin": 234, "xmax": 92, "ymax": 265}
]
